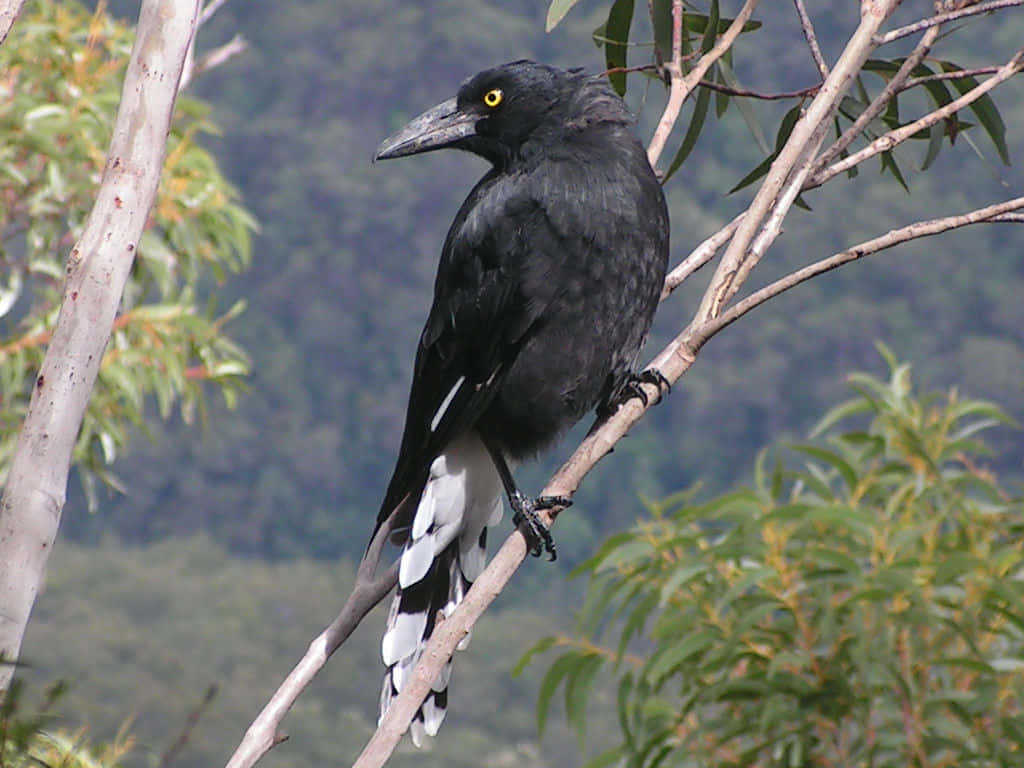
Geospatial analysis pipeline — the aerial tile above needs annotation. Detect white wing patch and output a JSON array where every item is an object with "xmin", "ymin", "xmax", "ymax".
[{"xmin": 430, "ymin": 375, "xmax": 465, "ymax": 431}]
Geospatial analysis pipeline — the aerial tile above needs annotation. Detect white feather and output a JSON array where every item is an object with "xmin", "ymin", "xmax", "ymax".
[
  {"xmin": 398, "ymin": 531, "xmax": 435, "ymax": 587},
  {"xmin": 431, "ymin": 659, "xmax": 452, "ymax": 692},
  {"xmin": 382, "ymin": 608, "xmax": 427, "ymax": 666},
  {"xmin": 422, "ymin": 693, "xmax": 447, "ymax": 736},
  {"xmin": 380, "ymin": 431, "xmax": 507, "ymax": 745},
  {"xmin": 410, "ymin": 717, "xmax": 426, "ymax": 748}
]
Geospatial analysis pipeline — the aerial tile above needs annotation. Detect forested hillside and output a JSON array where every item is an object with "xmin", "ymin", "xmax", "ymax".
[{"xmin": 10, "ymin": 1, "xmax": 1023, "ymax": 766}]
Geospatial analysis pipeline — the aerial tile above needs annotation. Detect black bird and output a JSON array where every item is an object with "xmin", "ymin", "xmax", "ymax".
[{"xmin": 371, "ymin": 60, "xmax": 669, "ymax": 744}]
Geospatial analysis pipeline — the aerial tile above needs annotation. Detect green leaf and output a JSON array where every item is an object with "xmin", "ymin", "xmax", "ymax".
[
  {"xmin": 565, "ymin": 653, "xmax": 604, "ymax": 744},
  {"xmin": 662, "ymin": 81, "xmax": 710, "ymax": 183},
  {"xmin": 645, "ymin": 627, "xmax": 718, "ymax": 684},
  {"xmin": 939, "ymin": 60, "xmax": 1010, "ymax": 164},
  {"xmin": 537, "ymin": 653, "xmax": 580, "ymax": 737},
  {"xmin": 512, "ymin": 635, "xmax": 557, "ymax": 677},
  {"xmin": 717, "ymin": 56, "xmax": 770, "ymax": 154},
  {"xmin": 880, "ymin": 149, "xmax": 909, "ymax": 192},
  {"xmin": 922, "ymin": 121, "xmax": 945, "ymax": 170},
  {"xmin": 789, "ymin": 444, "xmax": 858, "ymax": 493},
  {"xmin": 546, "ymin": 0, "xmax": 584, "ymax": 32},
  {"xmin": 605, "ymin": 0, "xmax": 635, "ymax": 96},
  {"xmin": 729, "ymin": 103, "xmax": 802, "ymax": 194}
]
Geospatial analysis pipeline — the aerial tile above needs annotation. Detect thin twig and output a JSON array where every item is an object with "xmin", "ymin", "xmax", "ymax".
[
  {"xmin": 648, "ymin": 0, "xmax": 761, "ymax": 169},
  {"xmin": 876, "ymin": 0, "xmax": 1024, "ymax": 45},
  {"xmin": 661, "ymin": 213, "xmax": 744, "ymax": 299},
  {"xmin": 793, "ymin": 0, "xmax": 830, "ymax": 78},
  {"xmin": 224, "ymin": 512, "xmax": 399, "ymax": 768},
  {"xmin": 198, "ymin": 0, "xmax": 231, "ymax": 26},
  {"xmin": 159, "ymin": 684, "xmax": 218, "ymax": 768},
  {"xmin": 897, "ymin": 66, "xmax": 1005, "ymax": 93},
  {"xmin": 700, "ymin": 196, "xmax": 1024, "ymax": 339},
  {"xmin": 695, "ymin": 79, "xmax": 820, "ymax": 100},
  {"xmin": 810, "ymin": 48, "xmax": 1024, "ymax": 188},
  {"xmin": 179, "ymin": 33, "xmax": 247, "ymax": 89},
  {"xmin": 694, "ymin": 0, "xmax": 901, "ymax": 323},
  {"xmin": 816, "ymin": 25, "xmax": 940, "ymax": 174}
]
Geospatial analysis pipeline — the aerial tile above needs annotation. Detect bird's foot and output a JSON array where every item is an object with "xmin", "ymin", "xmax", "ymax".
[
  {"xmin": 615, "ymin": 368, "xmax": 672, "ymax": 410},
  {"xmin": 510, "ymin": 492, "xmax": 571, "ymax": 561}
]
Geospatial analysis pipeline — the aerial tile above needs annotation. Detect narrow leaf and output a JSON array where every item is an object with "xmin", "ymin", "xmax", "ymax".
[
  {"xmin": 605, "ymin": 0, "xmax": 635, "ymax": 96},
  {"xmin": 546, "ymin": 0, "xmax": 584, "ymax": 32}
]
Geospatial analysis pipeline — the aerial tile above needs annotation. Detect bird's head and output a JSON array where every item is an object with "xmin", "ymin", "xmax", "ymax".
[{"xmin": 374, "ymin": 60, "xmax": 628, "ymax": 167}]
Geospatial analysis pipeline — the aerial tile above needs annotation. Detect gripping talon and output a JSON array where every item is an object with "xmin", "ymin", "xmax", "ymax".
[{"xmin": 511, "ymin": 492, "xmax": 564, "ymax": 561}]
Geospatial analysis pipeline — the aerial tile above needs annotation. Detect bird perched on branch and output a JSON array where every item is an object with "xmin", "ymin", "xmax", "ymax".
[{"xmin": 371, "ymin": 60, "xmax": 669, "ymax": 745}]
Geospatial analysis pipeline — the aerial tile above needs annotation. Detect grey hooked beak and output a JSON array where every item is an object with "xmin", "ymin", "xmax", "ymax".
[{"xmin": 373, "ymin": 98, "xmax": 478, "ymax": 161}]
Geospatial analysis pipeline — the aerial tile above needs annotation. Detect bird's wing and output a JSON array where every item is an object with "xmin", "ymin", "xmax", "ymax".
[{"xmin": 374, "ymin": 171, "xmax": 566, "ymax": 535}]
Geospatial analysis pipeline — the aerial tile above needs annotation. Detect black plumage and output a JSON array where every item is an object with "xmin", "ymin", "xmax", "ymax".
[{"xmin": 371, "ymin": 60, "xmax": 669, "ymax": 744}]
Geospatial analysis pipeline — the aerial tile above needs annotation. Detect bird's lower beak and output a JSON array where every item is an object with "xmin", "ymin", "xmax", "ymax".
[{"xmin": 373, "ymin": 98, "xmax": 478, "ymax": 161}]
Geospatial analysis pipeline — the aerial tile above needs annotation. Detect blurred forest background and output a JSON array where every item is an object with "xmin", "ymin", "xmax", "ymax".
[{"xmin": 9, "ymin": 0, "xmax": 1024, "ymax": 766}]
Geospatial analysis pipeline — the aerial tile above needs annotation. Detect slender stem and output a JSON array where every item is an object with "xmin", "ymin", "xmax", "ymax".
[
  {"xmin": 700, "ymin": 196, "xmax": 1024, "ymax": 339},
  {"xmin": 224, "ymin": 512, "xmax": 398, "ymax": 768},
  {"xmin": 695, "ymin": 79, "xmax": 820, "ymax": 100},
  {"xmin": 695, "ymin": 0, "xmax": 900, "ymax": 324},
  {"xmin": 898, "ymin": 66, "xmax": 1004, "ymax": 93},
  {"xmin": 810, "ymin": 48, "xmax": 1024, "ymax": 188},
  {"xmin": 661, "ymin": 213, "xmax": 743, "ymax": 299},
  {"xmin": 815, "ymin": 24, "xmax": 940, "ymax": 174},
  {"xmin": 648, "ymin": 0, "xmax": 761, "ymax": 169},
  {"xmin": 876, "ymin": 0, "xmax": 1024, "ymax": 45},
  {"xmin": 792, "ymin": 0, "xmax": 830, "ymax": 78}
]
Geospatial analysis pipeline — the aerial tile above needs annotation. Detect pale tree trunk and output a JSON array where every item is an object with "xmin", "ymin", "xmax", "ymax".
[
  {"xmin": 0, "ymin": 0, "xmax": 25, "ymax": 45},
  {"xmin": 0, "ymin": 0, "xmax": 200, "ymax": 693}
]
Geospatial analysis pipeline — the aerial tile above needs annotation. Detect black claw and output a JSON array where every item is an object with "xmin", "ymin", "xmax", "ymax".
[
  {"xmin": 510, "ymin": 492, "xmax": 563, "ymax": 561},
  {"xmin": 608, "ymin": 367, "xmax": 671, "ymax": 413}
]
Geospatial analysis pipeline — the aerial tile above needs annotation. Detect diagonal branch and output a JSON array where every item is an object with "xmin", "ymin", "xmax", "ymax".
[
  {"xmin": 809, "ymin": 48, "xmax": 1024, "ymax": 188},
  {"xmin": 694, "ymin": 0, "xmax": 901, "ymax": 324},
  {"xmin": 792, "ymin": 0, "xmax": 830, "ymax": 79},
  {"xmin": 0, "ymin": 0, "xmax": 23, "ymax": 45},
  {"xmin": 701, "ymin": 196, "xmax": 1024, "ymax": 339},
  {"xmin": 648, "ymin": 0, "xmax": 761, "ymax": 169},
  {"xmin": 815, "ymin": 24, "xmax": 940, "ymax": 173},
  {"xmin": 875, "ymin": 0, "xmax": 1024, "ymax": 45},
  {"xmin": 662, "ymin": 213, "xmax": 744, "ymax": 298},
  {"xmin": 224, "ymin": 511, "xmax": 399, "ymax": 768}
]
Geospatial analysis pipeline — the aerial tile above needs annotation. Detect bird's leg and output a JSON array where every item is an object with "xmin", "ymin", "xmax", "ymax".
[{"xmin": 480, "ymin": 434, "xmax": 569, "ymax": 561}]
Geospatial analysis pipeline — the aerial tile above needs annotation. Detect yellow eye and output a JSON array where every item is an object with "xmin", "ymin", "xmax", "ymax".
[{"xmin": 483, "ymin": 88, "xmax": 503, "ymax": 108}]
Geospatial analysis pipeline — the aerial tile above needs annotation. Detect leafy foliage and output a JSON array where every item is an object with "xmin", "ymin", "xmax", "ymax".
[
  {"xmin": 0, "ymin": 678, "xmax": 132, "ymax": 768},
  {"xmin": 530, "ymin": 349, "xmax": 1024, "ymax": 767},
  {"xmin": 551, "ymin": 0, "xmax": 1011, "ymax": 192},
  {"xmin": 0, "ymin": 0, "xmax": 255, "ymax": 503}
]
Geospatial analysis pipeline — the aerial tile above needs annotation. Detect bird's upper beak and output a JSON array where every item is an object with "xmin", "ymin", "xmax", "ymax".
[{"xmin": 373, "ymin": 98, "xmax": 478, "ymax": 161}]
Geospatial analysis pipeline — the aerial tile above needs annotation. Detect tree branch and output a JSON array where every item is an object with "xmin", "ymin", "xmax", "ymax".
[
  {"xmin": 694, "ymin": 0, "xmax": 900, "ymax": 324},
  {"xmin": 701, "ymin": 195, "xmax": 1024, "ymax": 339},
  {"xmin": 0, "ymin": 0, "xmax": 23, "ymax": 46},
  {"xmin": 898, "ymin": 66, "xmax": 1006, "ymax": 93},
  {"xmin": 0, "ymin": 0, "xmax": 200, "ymax": 696},
  {"xmin": 792, "ymin": 0, "xmax": 830, "ymax": 79},
  {"xmin": 662, "ymin": 213, "xmax": 744, "ymax": 299},
  {"xmin": 648, "ymin": 0, "xmax": 761, "ymax": 170},
  {"xmin": 224, "ymin": 510, "xmax": 399, "ymax": 768},
  {"xmin": 810, "ymin": 48, "xmax": 1024, "ymax": 188},
  {"xmin": 179, "ymin": 33, "xmax": 247, "ymax": 91},
  {"xmin": 815, "ymin": 24, "xmax": 940, "ymax": 173},
  {"xmin": 875, "ymin": 0, "xmax": 1024, "ymax": 45}
]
